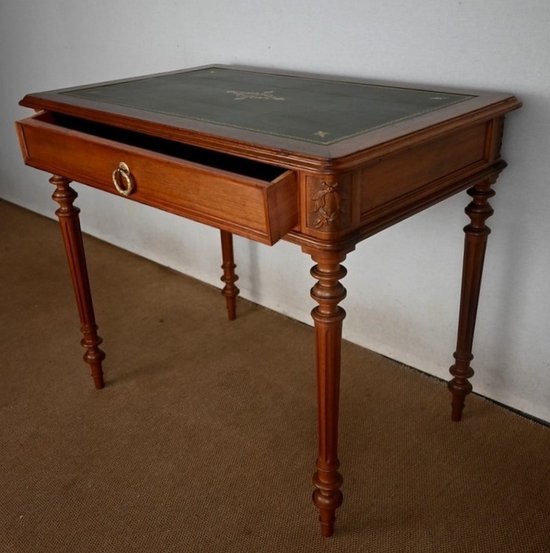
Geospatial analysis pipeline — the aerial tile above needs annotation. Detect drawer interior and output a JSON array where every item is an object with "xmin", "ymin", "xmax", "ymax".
[{"xmin": 38, "ymin": 112, "xmax": 286, "ymax": 182}]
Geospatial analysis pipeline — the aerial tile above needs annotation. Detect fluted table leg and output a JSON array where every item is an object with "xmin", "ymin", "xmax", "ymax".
[
  {"xmin": 449, "ymin": 178, "xmax": 496, "ymax": 421},
  {"xmin": 220, "ymin": 230, "xmax": 239, "ymax": 320},
  {"xmin": 309, "ymin": 249, "xmax": 347, "ymax": 537},
  {"xmin": 50, "ymin": 175, "xmax": 105, "ymax": 389}
]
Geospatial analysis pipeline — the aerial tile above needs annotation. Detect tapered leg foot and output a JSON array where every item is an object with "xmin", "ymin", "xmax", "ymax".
[
  {"xmin": 308, "ymin": 249, "xmax": 347, "ymax": 537},
  {"xmin": 449, "ymin": 179, "xmax": 495, "ymax": 420},
  {"xmin": 220, "ymin": 230, "xmax": 239, "ymax": 320},
  {"xmin": 81, "ymin": 326, "xmax": 106, "ymax": 389},
  {"xmin": 313, "ymin": 472, "xmax": 343, "ymax": 537},
  {"xmin": 50, "ymin": 175, "xmax": 105, "ymax": 389}
]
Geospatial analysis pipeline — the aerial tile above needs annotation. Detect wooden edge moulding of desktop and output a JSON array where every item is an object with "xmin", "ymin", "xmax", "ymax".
[{"xmin": 15, "ymin": 64, "xmax": 521, "ymax": 537}]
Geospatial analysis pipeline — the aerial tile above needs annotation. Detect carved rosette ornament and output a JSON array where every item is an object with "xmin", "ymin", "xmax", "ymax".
[
  {"xmin": 313, "ymin": 180, "xmax": 343, "ymax": 229},
  {"xmin": 307, "ymin": 175, "xmax": 353, "ymax": 234}
]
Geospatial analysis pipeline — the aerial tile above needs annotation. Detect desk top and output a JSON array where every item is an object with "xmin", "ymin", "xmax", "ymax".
[
  {"xmin": 20, "ymin": 65, "xmax": 520, "ymax": 165},
  {"xmin": 59, "ymin": 67, "xmax": 472, "ymax": 146}
]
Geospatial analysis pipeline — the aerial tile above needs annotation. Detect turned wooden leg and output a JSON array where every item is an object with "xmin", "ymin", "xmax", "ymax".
[
  {"xmin": 309, "ymin": 250, "xmax": 347, "ymax": 537},
  {"xmin": 220, "ymin": 230, "xmax": 239, "ymax": 320},
  {"xmin": 50, "ymin": 176, "xmax": 105, "ymax": 389},
  {"xmin": 449, "ymin": 179, "xmax": 496, "ymax": 421}
]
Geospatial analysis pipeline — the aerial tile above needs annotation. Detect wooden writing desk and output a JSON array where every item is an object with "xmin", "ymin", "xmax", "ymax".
[{"xmin": 16, "ymin": 65, "xmax": 520, "ymax": 537}]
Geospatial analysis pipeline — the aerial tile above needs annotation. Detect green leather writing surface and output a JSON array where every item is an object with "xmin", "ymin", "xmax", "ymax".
[{"xmin": 62, "ymin": 67, "xmax": 473, "ymax": 145}]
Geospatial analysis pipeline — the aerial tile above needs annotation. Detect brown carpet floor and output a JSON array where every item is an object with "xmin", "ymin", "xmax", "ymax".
[{"xmin": 0, "ymin": 199, "xmax": 549, "ymax": 553}]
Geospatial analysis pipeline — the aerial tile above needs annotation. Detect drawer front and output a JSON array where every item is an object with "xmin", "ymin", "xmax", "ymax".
[{"xmin": 16, "ymin": 114, "xmax": 298, "ymax": 245}]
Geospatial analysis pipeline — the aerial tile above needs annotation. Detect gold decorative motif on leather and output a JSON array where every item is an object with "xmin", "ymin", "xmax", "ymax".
[{"xmin": 226, "ymin": 90, "xmax": 285, "ymax": 101}]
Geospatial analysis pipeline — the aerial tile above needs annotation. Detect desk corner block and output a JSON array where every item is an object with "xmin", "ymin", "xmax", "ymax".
[{"xmin": 303, "ymin": 172, "xmax": 359, "ymax": 239}]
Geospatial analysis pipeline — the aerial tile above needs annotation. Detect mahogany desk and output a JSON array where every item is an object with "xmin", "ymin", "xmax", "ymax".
[{"xmin": 16, "ymin": 65, "xmax": 520, "ymax": 537}]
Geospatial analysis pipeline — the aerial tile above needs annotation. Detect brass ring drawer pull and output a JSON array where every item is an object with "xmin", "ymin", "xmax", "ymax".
[{"xmin": 112, "ymin": 162, "xmax": 134, "ymax": 196}]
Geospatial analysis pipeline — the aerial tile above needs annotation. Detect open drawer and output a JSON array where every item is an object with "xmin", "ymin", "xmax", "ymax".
[{"xmin": 16, "ymin": 112, "xmax": 298, "ymax": 245}]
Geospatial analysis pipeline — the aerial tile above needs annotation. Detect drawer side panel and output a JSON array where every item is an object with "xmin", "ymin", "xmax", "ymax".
[{"xmin": 360, "ymin": 122, "xmax": 487, "ymax": 213}]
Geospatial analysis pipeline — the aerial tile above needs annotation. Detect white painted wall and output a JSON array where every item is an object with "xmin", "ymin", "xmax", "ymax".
[{"xmin": 1, "ymin": 1, "xmax": 549, "ymax": 421}]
